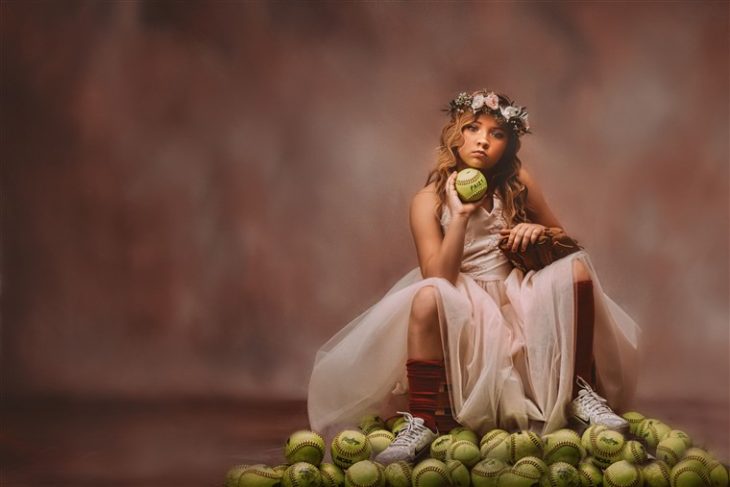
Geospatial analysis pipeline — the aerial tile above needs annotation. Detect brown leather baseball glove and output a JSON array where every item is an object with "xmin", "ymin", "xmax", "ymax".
[{"xmin": 498, "ymin": 227, "xmax": 583, "ymax": 273}]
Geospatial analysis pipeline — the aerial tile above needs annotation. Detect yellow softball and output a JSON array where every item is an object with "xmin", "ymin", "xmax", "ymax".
[
  {"xmin": 284, "ymin": 430, "xmax": 325, "ymax": 466},
  {"xmin": 455, "ymin": 168, "xmax": 488, "ymax": 202},
  {"xmin": 331, "ymin": 430, "xmax": 372, "ymax": 469},
  {"xmin": 367, "ymin": 429, "xmax": 395, "ymax": 456}
]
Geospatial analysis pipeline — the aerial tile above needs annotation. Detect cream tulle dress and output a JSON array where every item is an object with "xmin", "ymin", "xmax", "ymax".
[{"xmin": 307, "ymin": 192, "xmax": 640, "ymax": 438}]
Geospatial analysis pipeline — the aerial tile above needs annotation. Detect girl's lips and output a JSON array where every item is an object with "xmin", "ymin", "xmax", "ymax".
[{"xmin": 472, "ymin": 151, "xmax": 487, "ymax": 158}]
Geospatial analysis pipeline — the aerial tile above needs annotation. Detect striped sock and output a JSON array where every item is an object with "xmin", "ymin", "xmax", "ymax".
[{"xmin": 406, "ymin": 358, "xmax": 445, "ymax": 433}]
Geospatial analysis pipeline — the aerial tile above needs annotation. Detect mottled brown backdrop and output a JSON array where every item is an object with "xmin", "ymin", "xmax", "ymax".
[{"xmin": 2, "ymin": 0, "xmax": 728, "ymax": 452}]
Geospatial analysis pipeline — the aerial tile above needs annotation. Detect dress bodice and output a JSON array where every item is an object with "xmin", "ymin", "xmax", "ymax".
[{"xmin": 440, "ymin": 193, "xmax": 513, "ymax": 281}]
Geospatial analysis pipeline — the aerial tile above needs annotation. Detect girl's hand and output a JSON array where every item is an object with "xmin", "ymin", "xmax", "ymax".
[
  {"xmin": 499, "ymin": 223, "xmax": 547, "ymax": 252},
  {"xmin": 445, "ymin": 171, "xmax": 488, "ymax": 219}
]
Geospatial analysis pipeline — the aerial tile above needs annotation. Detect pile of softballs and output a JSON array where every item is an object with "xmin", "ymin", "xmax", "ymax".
[{"xmin": 223, "ymin": 411, "xmax": 728, "ymax": 487}]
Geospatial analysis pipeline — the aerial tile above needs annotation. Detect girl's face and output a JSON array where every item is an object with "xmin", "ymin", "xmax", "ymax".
[{"xmin": 455, "ymin": 113, "xmax": 509, "ymax": 173}]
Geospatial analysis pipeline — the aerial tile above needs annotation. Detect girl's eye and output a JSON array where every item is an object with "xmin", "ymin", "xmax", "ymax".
[
  {"xmin": 491, "ymin": 131, "xmax": 505, "ymax": 139},
  {"xmin": 466, "ymin": 124, "xmax": 478, "ymax": 131}
]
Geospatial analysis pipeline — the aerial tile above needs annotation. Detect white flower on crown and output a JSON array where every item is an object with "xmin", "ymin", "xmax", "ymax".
[
  {"xmin": 500, "ymin": 105, "xmax": 521, "ymax": 119},
  {"xmin": 471, "ymin": 94, "xmax": 486, "ymax": 111},
  {"xmin": 485, "ymin": 92, "xmax": 500, "ymax": 110},
  {"xmin": 447, "ymin": 90, "xmax": 530, "ymax": 135}
]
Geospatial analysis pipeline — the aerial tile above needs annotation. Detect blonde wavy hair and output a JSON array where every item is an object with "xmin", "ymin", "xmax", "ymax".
[{"xmin": 424, "ymin": 91, "xmax": 529, "ymax": 227}]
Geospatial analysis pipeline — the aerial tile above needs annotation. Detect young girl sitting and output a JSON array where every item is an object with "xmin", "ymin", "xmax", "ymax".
[{"xmin": 307, "ymin": 89, "xmax": 640, "ymax": 465}]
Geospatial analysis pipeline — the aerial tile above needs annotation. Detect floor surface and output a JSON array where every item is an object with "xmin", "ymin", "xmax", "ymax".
[{"xmin": 1, "ymin": 396, "xmax": 727, "ymax": 486}]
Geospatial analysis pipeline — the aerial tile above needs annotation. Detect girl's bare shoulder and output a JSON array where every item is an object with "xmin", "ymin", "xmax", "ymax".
[
  {"xmin": 517, "ymin": 166, "xmax": 536, "ymax": 186},
  {"xmin": 412, "ymin": 182, "xmax": 439, "ymax": 205},
  {"xmin": 410, "ymin": 182, "xmax": 441, "ymax": 219},
  {"xmin": 516, "ymin": 165, "xmax": 526, "ymax": 180}
]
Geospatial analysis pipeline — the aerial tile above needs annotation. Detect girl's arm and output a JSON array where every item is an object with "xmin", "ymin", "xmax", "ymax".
[
  {"xmin": 500, "ymin": 167, "xmax": 567, "ymax": 251},
  {"xmin": 518, "ymin": 166, "xmax": 565, "ymax": 231},
  {"xmin": 409, "ymin": 187, "xmax": 470, "ymax": 286}
]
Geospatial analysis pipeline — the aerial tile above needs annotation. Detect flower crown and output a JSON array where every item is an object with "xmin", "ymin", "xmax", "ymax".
[{"xmin": 443, "ymin": 90, "xmax": 531, "ymax": 137}]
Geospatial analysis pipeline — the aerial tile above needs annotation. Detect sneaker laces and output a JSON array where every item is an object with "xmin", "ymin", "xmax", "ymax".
[
  {"xmin": 390, "ymin": 411, "xmax": 430, "ymax": 447},
  {"xmin": 575, "ymin": 376, "xmax": 615, "ymax": 417}
]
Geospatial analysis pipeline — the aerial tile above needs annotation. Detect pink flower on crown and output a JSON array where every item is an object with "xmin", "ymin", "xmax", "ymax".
[{"xmin": 485, "ymin": 92, "xmax": 500, "ymax": 110}]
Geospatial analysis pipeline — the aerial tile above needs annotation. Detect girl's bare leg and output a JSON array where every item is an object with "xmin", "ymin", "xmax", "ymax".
[
  {"xmin": 408, "ymin": 286, "xmax": 444, "ymax": 360},
  {"xmin": 374, "ymin": 286, "xmax": 445, "ymax": 463},
  {"xmin": 404, "ymin": 285, "xmax": 452, "ymax": 433},
  {"xmin": 569, "ymin": 259, "xmax": 629, "ymax": 431}
]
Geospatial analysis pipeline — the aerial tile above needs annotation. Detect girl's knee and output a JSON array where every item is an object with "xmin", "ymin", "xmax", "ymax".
[
  {"xmin": 411, "ymin": 285, "xmax": 439, "ymax": 323},
  {"xmin": 572, "ymin": 260, "xmax": 592, "ymax": 284}
]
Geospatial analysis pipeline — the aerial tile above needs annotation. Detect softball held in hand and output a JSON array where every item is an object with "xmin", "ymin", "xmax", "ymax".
[{"xmin": 455, "ymin": 168, "xmax": 488, "ymax": 202}]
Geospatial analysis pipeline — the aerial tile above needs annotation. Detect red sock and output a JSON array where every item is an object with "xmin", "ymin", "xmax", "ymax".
[{"xmin": 407, "ymin": 358, "xmax": 445, "ymax": 433}]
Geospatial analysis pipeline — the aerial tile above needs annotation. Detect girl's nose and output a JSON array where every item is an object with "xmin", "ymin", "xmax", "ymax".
[{"xmin": 478, "ymin": 131, "xmax": 489, "ymax": 147}]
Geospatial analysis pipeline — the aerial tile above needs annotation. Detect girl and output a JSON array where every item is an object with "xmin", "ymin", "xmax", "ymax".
[{"xmin": 307, "ymin": 89, "xmax": 640, "ymax": 465}]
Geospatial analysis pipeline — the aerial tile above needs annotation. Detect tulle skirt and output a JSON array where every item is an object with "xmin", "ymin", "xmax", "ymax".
[{"xmin": 307, "ymin": 250, "xmax": 640, "ymax": 438}]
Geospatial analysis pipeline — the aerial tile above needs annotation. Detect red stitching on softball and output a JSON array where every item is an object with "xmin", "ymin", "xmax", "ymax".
[
  {"xmin": 333, "ymin": 432, "xmax": 370, "ymax": 459},
  {"xmin": 672, "ymin": 467, "xmax": 711, "ymax": 486},
  {"xmin": 414, "ymin": 465, "xmax": 450, "ymax": 485},
  {"xmin": 605, "ymin": 465, "xmax": 641, "ymax": 487},
  {"xmin": 395, "ymin": 462, "xmax": 412, "ymax": 484},
  {"xmin": 545, "ymin": 441, "xmax": 581, "ymax": 461},
  {"xmin": 243, "ymin": 466, "xmax": 280, "ymax": 480}
]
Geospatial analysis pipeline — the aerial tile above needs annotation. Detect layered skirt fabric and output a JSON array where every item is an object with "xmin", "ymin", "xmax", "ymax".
[{"xmin": 307, "ymin": 252, "xmax": 640, "ymax": 438}]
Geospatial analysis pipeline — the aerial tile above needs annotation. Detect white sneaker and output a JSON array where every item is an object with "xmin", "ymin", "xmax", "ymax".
[
  {"xmin": 570, "ymin": 376, "xmax": 629, "ymax": 433},
  {"xmin": 373, "ymin": 412, "xmax": 438, "ymax": 465}
]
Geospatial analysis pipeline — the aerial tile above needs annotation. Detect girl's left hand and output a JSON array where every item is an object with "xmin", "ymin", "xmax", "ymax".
[{"xmin": 499, "ymin": 223, "xmax": 547, "ymax": 252}]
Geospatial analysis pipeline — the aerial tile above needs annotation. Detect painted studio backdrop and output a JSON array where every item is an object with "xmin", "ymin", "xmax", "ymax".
[{"xmin": 2, "ymin": 0, "xmax": 729, "ymax": 461}]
